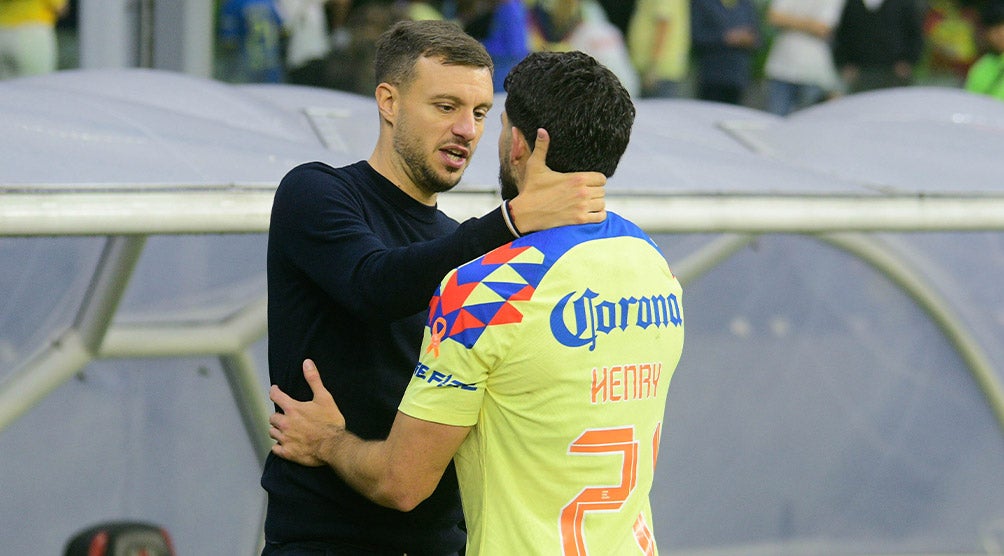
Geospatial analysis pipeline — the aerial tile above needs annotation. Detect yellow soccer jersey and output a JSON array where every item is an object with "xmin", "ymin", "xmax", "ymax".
[{"xmin": 399, "ymin": 213, "xmax": 684, "ymax": 556}]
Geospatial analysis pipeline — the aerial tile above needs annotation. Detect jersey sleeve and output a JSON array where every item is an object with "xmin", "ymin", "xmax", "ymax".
[
  {"xmin": 397, "ymin": 240, "xmax": 531, "ymax": 426},
  {"xmin": 398, "ymin": 266, "xmax": 497, "ymax": 427},
  {"xmin": 398, "ymin": 322, "xmax": 489, "ymax": 427}
]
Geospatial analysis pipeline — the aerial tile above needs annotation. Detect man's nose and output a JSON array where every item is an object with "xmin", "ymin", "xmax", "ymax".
[{"xmin": 452, "ymin": 111, "xmax": 478, "ymax": 141}]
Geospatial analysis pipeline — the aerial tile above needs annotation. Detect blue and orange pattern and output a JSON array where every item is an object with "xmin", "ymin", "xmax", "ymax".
[{"xmin": 426, "ymin": 242, "xmax": 551, "ymax": 352}]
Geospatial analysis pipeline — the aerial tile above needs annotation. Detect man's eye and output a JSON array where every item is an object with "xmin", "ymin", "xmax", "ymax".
[{"xmin": 474, "ymin": 111, "xmax": 488, "ymax": 121}]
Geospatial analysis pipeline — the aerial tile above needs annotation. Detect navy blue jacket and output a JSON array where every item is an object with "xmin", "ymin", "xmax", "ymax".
[
  {"xmin": 691, "ymin": 0, "xmax": 761, "ymax": 87},
  {"xmin": 834, "ymin": 0, "xmax": 924, "ymax": 68}
]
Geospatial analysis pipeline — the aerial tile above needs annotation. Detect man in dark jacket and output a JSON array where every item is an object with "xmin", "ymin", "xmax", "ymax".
[{"xmin": 834, "ymin": 0, "xmax": 925, "ymax": 92}]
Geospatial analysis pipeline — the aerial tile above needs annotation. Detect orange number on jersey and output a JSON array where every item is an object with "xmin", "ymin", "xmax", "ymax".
[
  {"xmin": 559, "ymin": 427, "xmax": 637, "ymax": 555},
  {"xmin": 559, "ymin": 424, "xmax": 662, "ymax": 556}
]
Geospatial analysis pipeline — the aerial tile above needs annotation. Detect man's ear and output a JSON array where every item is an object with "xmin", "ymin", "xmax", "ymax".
[
  {"xmin": 509, "ymin": 126, "xmax": 530, "ymax": 166},
  {"xmin": 375, "ymin": 82, "xmax": 398, "ymax": 125}
]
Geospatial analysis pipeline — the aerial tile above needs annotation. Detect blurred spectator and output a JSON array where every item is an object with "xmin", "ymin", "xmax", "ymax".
[
  {"xmin": 526, "ymin": 0, "xmax": 581, "ymax": 50},
  {"xmin": 450, "ymin": 0, "xmax": 530, "ymax": 91},
  {"xmin": 526, "ymin": 0, "xmax": 640, "ymax": 96},
  {"xmin": 401, "ymin": 0, "xmax": 444, "ymax": 20},
  {"xmin": 833, "ymin": 0, "xmax": 923, "ymax": 93},
  {"xmin": 628, "ymin": 0, "xmax": 690, "ymax": 98},
  {"xmin": 219, "ymin": 0, "xmax": 286, "ymax": 83},
  {"xmin": 691, "ymin": 0, "xmax": 761, "ymax": 105},
  {"xmin": 0, "ymin": 0, "xmax": 68, "ymax": 80},
  {"xmin": 965, "ymin": 0, "xmax": 1004, "ymax": 100},
  {"xmin": 762, "ymin": 0, "xmax": 845, "ymax": 115},
  {"xmin": 324, "ymin": 2, "xmax": 405, "ymax": 94},
  {"xmin": 573, "ymin": 0, "xmax": 640, "ymax": 96},
  {"xmin": 326, "ymin": 0, "xmax": 353, "ymax": 48},
  {"xmin": 919, "ymin": 0, "xmax": 980, "ymax": 86},
  {"xmin": 280, "ymin": 0, "xmax": 334, "ymax": 86},
  {"xmin": 596, "ymin": 0, "xmax": 636, "ymax": 38}
]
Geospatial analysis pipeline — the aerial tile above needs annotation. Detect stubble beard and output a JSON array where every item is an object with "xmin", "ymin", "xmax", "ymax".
[
  {"xmin": 499, "ymin": 157, "xmax": 519, "ymax": 202},
  {"xmin": 394, "ymin": 128, "xmax": 464, "ymax": 197}
]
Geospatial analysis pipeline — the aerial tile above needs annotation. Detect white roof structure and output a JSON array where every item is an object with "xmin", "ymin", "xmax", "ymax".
[{"xmin": 1, "ymin": 69, "xmax": 1003, "ymax": 555}]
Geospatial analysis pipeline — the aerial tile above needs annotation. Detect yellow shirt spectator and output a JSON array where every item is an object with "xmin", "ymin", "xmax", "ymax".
[
  {"xmin": 629, "ymin": 0, "xmax": 690, "ymax": 95},
  {"xmin": 0, "ymin": 0, "xmax": 68, "ymax": 79},
  {"xmin": 0, "ymin": 0, "xmax": 67, "ymax": 26}
]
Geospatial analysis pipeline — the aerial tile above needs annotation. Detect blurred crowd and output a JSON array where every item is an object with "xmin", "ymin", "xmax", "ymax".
[
  {"xmin": 2, "ymin": 0, "xmax": 1003, "ymax": 112},
  {"xmin": 212, "ymin": 0, "xmax": 1004, "ymax": 113},
  {"xmin": 0, "ymin": 0, "xmax": 68, "ymax": 80}
]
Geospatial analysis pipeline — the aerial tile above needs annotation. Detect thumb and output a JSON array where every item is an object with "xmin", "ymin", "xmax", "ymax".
[
  {"xmin": 302, "ymin": 359, "xmax": 331, "ymax": 401},
  {"xmin": 525, "ymin": 128, "xmax": 550, "ymax": 171}
]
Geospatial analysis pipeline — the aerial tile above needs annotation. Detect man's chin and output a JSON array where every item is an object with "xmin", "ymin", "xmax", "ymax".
[{"xmin": 425, "ymin": 172, "xmax": 464, "ymax": 195}]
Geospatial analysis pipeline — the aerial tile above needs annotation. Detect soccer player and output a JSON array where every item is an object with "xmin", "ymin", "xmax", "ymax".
[{"xmin": 270, "ymin": 51, "xmax": 685, "ymax": 555}]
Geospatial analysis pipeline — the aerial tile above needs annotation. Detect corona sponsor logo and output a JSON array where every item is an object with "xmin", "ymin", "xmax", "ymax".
[{"xmin": 550, "ymin": 289, "xmax": 682, "ymax": 350}]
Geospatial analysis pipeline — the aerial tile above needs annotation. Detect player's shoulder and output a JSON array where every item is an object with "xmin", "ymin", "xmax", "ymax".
[
  {"xmin": 280, "ymin": 160, "xmax": 364, "ymax": 184},
  {"xmin": 525, "ymin": 212, "xmax": 656, "ymax": 253},
  {"xmin": 276, "ymin": 160, "xmax": 371, "ymax": 198},
  {"xmin": 444, "ymin": 213, "xmax": 659, "ymax": 283},
  {"xmin": 603, "ymin": 211, "xmax": 647, "ymax": 236}
]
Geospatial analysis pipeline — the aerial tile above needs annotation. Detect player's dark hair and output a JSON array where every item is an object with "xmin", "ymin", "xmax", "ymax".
[
  {"xmin": 503, "ymin": 51, "xmax": 635, "ymax": 177},
  {"xmin": 374, "ymin": 20, "xmax": 493, "ymax": 87}
]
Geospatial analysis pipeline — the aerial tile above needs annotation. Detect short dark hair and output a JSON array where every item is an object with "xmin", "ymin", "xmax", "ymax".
[
  {"xmin": 503, "ymin": 51, "xmax": 635, "ymax": 177},
  {"xmin": 374, "ymin": 20, "xmax": 494, "ymax": 87}
]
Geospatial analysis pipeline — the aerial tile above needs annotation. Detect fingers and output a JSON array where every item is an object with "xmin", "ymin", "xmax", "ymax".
[
  {"xmin": 268, "ymin": 408, "xmax": 284, "ymax": 428},
  {"xmin": 584, "ymin": 208, "xmax": 607, "ymax": 224},
  {"xmin": 303, "ymin": 359, "xmax": 334, "ymax": 404},
  {"xmin": 271, "ymin": 359, "xmax": 331, "ymax": 410},
  {"xmin": 269, "ymin": 384, "xmax": 294, "ymax": 411},
  {"xmin": 525, "ymin": 128, "xmax": 550, "ymax": 170},
  {"xmin": 302, "ymin": 359, "xmax": 329, "ymax": 400},
  {"xmin": 584, "ymin": 172, "xmax": 607, "ymax": 190},
  {"xmin": 269, "ymin": 430, "xmax": 301, "ymax": 463},
  {"xmin": 269, "ymin": 421, "xmax": 287, "ymax": 458},
  {"xmin": 578, "ymin": 174, "xmax": 606, "ymax": 222}
]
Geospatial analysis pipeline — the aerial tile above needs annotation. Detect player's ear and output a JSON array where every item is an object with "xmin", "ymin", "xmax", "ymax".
[
  {"xmin": 510, "ymin": 126, "xmax": 530, "ymax": 165},
  {"xmin": 375, "ymin": 82, "xmax": 398, "ymax": 125}
]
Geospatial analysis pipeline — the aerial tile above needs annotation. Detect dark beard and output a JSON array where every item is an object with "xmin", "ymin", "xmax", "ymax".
[
  {"xmin": 410, "ymin": 156, "xmax": 461, "ymax": 196},
  {"xmin": 394, "ymin": 130, "xmax": 463, "ymax": 195},
  {"xmin": 499, "ymin": 165, "xmax": 518, "ymax": 201}
]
